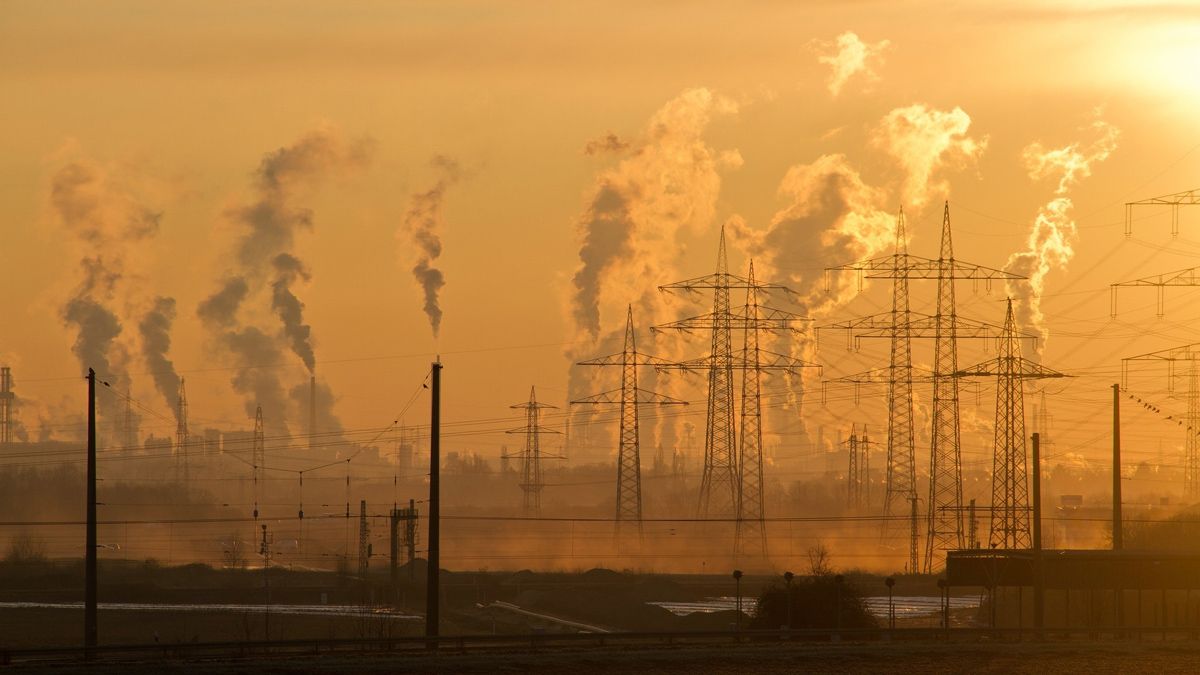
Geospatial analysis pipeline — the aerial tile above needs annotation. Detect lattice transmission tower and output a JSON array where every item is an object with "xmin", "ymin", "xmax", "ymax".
[
  {"xmin": 823, "ymin": 204, "xmax": 1024, "ymax": 572},
  {"xmin": 1122, "ymin": 343, "xmax": 1200, "ymax": 500},
  {"xmin": 958, "ymin": 298, "xmax": 1066, "ymax": 549},
  {"xmin": 504, "ymin": 386, "xmax": 560, "ymax": 515},
  {"xmin": 0, "ymin": 366, "xmax": 14, "ymax": 446},
  {"xmin": 176, "ymin": 378, "xmax": 190, "ymax": 483},
  {"xmin": 656, "ymin": 257, "xmax": 815, "ymax": 556},
  {"xmin": 844, "ymin": 424, "xmax": 872, "ymax": 510},
  {"xmin": 252, "ymin": 405, "xmax": 265, "ymax": 520},
  {"xmin": 573, "ymin": 306, "xmax": 686, "ymax": 538}
]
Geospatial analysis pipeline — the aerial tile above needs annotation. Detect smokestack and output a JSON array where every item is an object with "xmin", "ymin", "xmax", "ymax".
[{"xmin": 309, "ymin": 374, "xmax": 316, "ymax": 451}]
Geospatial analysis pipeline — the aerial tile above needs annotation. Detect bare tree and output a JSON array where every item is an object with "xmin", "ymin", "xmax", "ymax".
[
  {"xmin": 221, "ymin": 536, "xmax": 247, "ymax": 570},
  {"xmin": 806, "ymin": 541, "xmax": 833, "ymax": 577}
]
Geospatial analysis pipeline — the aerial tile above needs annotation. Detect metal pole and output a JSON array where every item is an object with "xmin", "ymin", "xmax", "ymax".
[
  {"xmin": 1113, "ymin": 383, "xmax": 1124, "ymax": 633},
  {"xmin": 1033, "ymin": 432, "xmax": 1044, "ymax": 633},
  {"xmin": 1113, "ymin": 383, "xmax": 1122, "ymax": 550},
  {"xmin": 426, "ymin": 361, "xmax": 442, "ymax": 642},
  {"xmin": 85, "ymin": 369, "xmax": 97, "ymax": 658}
]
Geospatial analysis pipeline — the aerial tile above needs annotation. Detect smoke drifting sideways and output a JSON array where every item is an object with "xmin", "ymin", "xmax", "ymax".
[
  {"xmin": 815, "ymin": 31, "xmax": 890, "ymax": 97},
  {"xmin": 51, "ymin": 156, "xmax": 163, "ymax": 445},
  {"xmin": 872, "ymin": 104, "xmax": 987, "ymax": 210},
  {"xmin": 198, "ymin": 126, "xmax": 371, "ymax": 432},
  {"xmin": 1006, "ymin": 116, "xmax": 1120, "ymax": 354},
  {"xmin": 401, "ymin": 155, "xmax": 463, "ymax": 339},
  {"xmin": 567, "ymin": 88, "xmax": 742, "ymax": 463}
]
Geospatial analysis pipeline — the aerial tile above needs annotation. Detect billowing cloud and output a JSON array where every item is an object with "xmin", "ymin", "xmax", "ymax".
[
  {"xmin": 50, "ymin": 155, "xmax": 161, "ymax": 444},
  {"xmin": 1006, "ymin": 116, "xmax": 1119, "ymax": 352},
  {"xmin": 401, "ymin": 155, "xmax": 462, "ymax": 338},
  {"xmin": 872, "ymin": 104, "xmax": 987, "ymax": 209},
  {"xmin": 816, "ymin": 31, "xmax": 890, "ymax": 96},
  {"xmin": 570, "ymin": 87, "xmax": 741, "ymax": 342}
]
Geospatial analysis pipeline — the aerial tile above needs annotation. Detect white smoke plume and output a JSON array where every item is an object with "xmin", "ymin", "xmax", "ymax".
[
  {"xmin": 198, "ymin": 126, "xmax": 370, "ymax": 426},
  {"xmin": 816, "ymin": 32, "xmax": 890, "ymax": 97},
  {"xmin": 872, "ymin": 104, "xmax": 987, "ymax": 209},
  {"xmin": 401, "ymin": 155, "xmax": 462, "ymax": 338},
  {"xmin": 50, "ymin": 155, "xmax": 161, "ymax": 443},
  {"xmin": 570, "ymin": 87, "xmax": 740, "ymax": 342},
  {"xmin": 1006, "ymin": 116, "xmax": 1119, "ymax": 351},
  {"xmin": 730, "ymin": 154, "xmax": 895, "ymax": 420},
  {"xmin": 567, "ymin": 88, "xmax": 741, "ymax": 463}
]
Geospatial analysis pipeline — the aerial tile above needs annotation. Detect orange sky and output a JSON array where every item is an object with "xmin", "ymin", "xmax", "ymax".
[{"xmin": 2, "ymin": 1, "xmax": 1200, "ymax": 488}]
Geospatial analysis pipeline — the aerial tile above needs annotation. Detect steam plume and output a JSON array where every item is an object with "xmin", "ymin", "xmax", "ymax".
[
  {"xmin": 816, "ymin": 32, "xmax": 889, "ymax": 96},
  {"xmin": 138, "ymin": 296, "xmax": 182, "ymax": 421},
  {"xmin": 401, "ymin": 155, "xmax": 461, "ymax": 338},
  {"xmin": 271, "ymin": 253, "xmax": 314, "ymax": 372},
  {"xmin": 1006, "ymin": 116, "xmax": 1119, "ymax": 350},
  {"xmin": 199, "ymin": 126, "xmax": 370, "ymax": 423},
  {"xmin": 571, "ymin": 87, "xmax": 740, "ymax": 341},
  {"xmin": 51, "ymin": 156, "xmax": 160, "ymax": 440},
  {"xmin": 872, "ymin": 104, "xmax": 987, "ymax": 209},
  {"xmin": 567, "ymin": 88, "xmax": 740, "ymax": 462}
]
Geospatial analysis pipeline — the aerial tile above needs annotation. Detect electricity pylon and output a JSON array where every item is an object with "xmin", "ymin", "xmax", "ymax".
[
  {"xmin": 176, "ymin": 378, "xmax": 190, "ymax": 484},
  {"xmin": 252, "ymin": 405, "xmax": 264, "ymax": 520},
  {"xmin": 823, "ymin": 204, "xmax": 1025, "ymax": 573},
  {"xmin": 957, "ymin": 298, "xmax": 1066, "ymax": 549},
  {"xmin": 505, "ymin": 386, "xmax": 560, "ymax": 515},
  {"xmin": 656, "ymin": 259, "xmax": 816, "ymax": 556},
  {"xmin": 1124, "ymin": 188, "xmax": 1200, "ymax": 238},
  {"xmin": 574, "ymin": 306, "xmax": 686, "ymax": 538},
  {"xmin": 1122, "ymin": 343, "xmax": 1200, "ymax": 500}
]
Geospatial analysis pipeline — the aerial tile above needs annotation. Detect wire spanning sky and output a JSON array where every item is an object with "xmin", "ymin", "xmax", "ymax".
[{"xmin": 1, "ymin": 1, "xmax": 1200, "ymax": 483}]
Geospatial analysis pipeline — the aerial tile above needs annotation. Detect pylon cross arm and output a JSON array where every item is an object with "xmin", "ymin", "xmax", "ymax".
[{"xmin": 1112, "ymin": 266, "xmax": 1200, "ymax": 287}]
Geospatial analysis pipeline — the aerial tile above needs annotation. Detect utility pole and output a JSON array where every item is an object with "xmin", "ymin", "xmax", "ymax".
[
  {"xmin": 1113, "ymin": 382, "xmax": 1122, "ymax": 550},
  {"xmin": 957, "ymin": 299, "xmax": 1066, "ymax": 549},
  {"xmin": 504, "ymin": 387, "xmax": 560, "ymax": 515},
  {"xmin": 85, "ymin": 368, "xmax": 98, "ymax": 658},
  {"xmin": 1032, "ymin": 432, "xmax": 1044, "ymax": 631},
  {"xmin": 575, "ymin": 307, "xmax": 686, "ymax": 540},
  {"xmin": 426, "ymin": 361, "xmax": 441, "ymax": 642}
]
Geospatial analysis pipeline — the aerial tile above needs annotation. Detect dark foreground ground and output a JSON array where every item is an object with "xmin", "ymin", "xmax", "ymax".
[{"xmin": 12, "ymin": 641, "xmax": 1200, "ymax": 674}]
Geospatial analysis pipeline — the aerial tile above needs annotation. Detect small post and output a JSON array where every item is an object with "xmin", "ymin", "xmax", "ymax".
[
  {"xmin": 426, "ymin": 361, "xmax": 442, "ymax": 643},
  {"xmin": 85, "ymin": 369, "xmax": 98, "ymax": 658}
]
